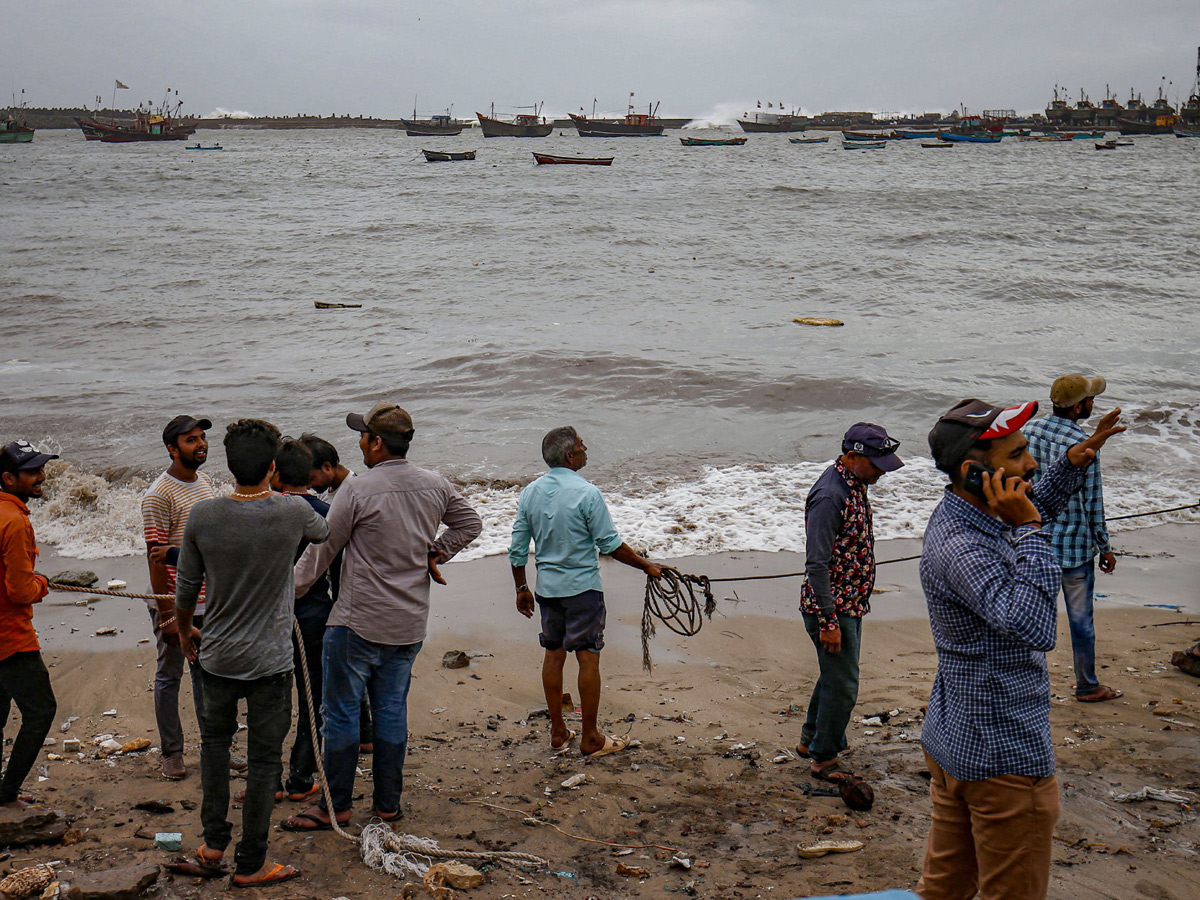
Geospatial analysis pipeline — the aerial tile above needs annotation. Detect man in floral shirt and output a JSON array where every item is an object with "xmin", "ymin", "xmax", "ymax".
[{"xmin": 799, "ymin": 423, "xmax": 903, "ymax": 779}]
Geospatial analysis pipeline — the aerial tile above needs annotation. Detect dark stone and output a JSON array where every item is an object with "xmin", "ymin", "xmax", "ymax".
[
  {"xmin": 64, "ymin": 863, "xmax": 159, "ymax": 900},
  {"xmin": 48, "ymin": 570, "xmax": 98, "ymax": 588},
  {"xmin": 441, "ymin": 650, "xmax": 470, "ymax": 669},
  {"xmin": 0, "ymin": 807, "xmax": 66, "ymax": 847},
  {"xmin": 1170, "ymin": 647, "xmax": 1200, "ymax": 678},
  {"xmin": 132, "ymin": 800, "xmax": 174, "ymax": 815}
]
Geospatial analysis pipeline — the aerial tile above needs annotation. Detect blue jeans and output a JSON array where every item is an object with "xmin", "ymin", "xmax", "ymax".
[
  {"xmin": 800, "ymin": 613, "xmax": 862, "ymax": 763},
  {"xmin": 1061, "ymin": 561, "xmax": 1098, "ymax": 696},
  {"xmin": 321, "ymin": 626, "xmax": 421, "ymax": 815}
]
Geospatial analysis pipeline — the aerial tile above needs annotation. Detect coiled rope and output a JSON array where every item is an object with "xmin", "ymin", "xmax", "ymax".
[{"xmin": 641, "ymin": 567, "xmax": 716, "ymax": 671}]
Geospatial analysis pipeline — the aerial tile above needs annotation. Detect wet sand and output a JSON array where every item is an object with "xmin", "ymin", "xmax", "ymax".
[{"xmin": 15, "ymin": 524, "xmax": 1200, "ymax": 899}]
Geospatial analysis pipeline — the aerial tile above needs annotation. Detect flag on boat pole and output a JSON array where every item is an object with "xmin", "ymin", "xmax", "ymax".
[{"xmin": 115, "ymin": 80, "xmax": 129, "ymax": 90}]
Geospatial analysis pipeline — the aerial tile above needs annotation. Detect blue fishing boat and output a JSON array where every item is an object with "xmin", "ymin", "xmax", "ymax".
[
  {"xmin": 679, "ymin": 136, "xmax": 747, "ymax": 146},
  {"xmin": 936, "ymin": 131, "xmax": 1002, "ymax": 144}
]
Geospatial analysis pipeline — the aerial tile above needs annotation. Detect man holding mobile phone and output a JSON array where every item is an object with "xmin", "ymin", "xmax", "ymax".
[{"xmin": 916, "ymin": 398, "xmax": 1123, "ymax": 900}]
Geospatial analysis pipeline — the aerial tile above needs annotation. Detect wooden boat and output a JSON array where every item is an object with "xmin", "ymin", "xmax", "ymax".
[
  {"xmin": 921, "ymin": 142, "xmax": 952, "ymax": 148},
  {"xmin": 314, "ymin": 301, "xmax": 362, "ymax": 309},
  {"xmin": 1116, "ymin": 116, "xmax": 1176, "ymax": 135},
  {"xmin": 679, "ymin": 136, "xmax": 747, "ymax": 146},
  {"xmin": 843, "ymin": 141, "xmax": 885, "ymax": 150},
  {"xmin": 185, "ymin": 143, "xmax": 222, "ymax": 150},
  {"xmin": 533, "ymin": 152, "xmax": 613, "ymax": 166},
  {"xmin": 896, "ymin": 130, "xmax": 940, "ymax": 140},
  {"xmin": 788, "ymin": 136, "xmax": 830, "ymax": 144},
  {"xmin": 843, "ymin": 130, "xmax": 901, "ymax": 141},
  {"xmin": 422, "ymin": 149, "xmax": 476, "ymax": 162},
  {"xmin": 569, "ymin": 99, "xmax": 663, "ymax": 136},
  {"xmin": 737, "ymin": 109, "xmax": 807, "ymax": 133},
  {"xmin": 0, "ymin": 115, "xmax": 34, "ymax": 144},
  {"xmin": 476, "ymin": 104, "xmax": 552, "ymax": 137},
  {"xmin": 1094, "ymin": 140, "xmax": 1133, "ymax": 150},
  {"xmin": 936, "ymin": 131, "xmax": 1001, "ymax": 144},
  {"xmin": 401, "ymin": 106, "xmax": 464, "ymax": 136},
  {"xmin": 1173, "ymin": 127, "xmax": 1200, "ymax": 137},
  {"xmin": 77, "ymin": 110, "xmax": 196, "ymax": 142}
]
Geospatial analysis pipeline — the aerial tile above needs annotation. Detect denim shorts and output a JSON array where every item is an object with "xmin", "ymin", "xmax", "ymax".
[{"xmin": 537, "ymin": 590, "xmax": 605, "ymax": 653}]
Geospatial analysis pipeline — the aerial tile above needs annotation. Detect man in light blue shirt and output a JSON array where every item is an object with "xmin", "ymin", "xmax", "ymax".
[{"xmin": 509, "ymin": 426, "xmax": 662, "ymax": 758}]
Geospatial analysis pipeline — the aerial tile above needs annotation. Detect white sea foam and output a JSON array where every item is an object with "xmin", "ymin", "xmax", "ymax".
[{"xmin": 28, "ymin": 455, "xmax": 1199, "ymax": 564}]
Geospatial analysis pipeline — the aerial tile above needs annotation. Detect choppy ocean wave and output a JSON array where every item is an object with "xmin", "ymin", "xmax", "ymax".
[{"xmin": 29, "ymin": 453, "xmax": 1200, "ymax": 563}]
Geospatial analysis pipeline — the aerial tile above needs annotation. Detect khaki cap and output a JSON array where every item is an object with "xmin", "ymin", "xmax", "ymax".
[
  {"xmin": 1050, "ymin": 374, "xmax": 1106, "ymax": 407},
  {"xmin": 346, "ymin": 401, "xmax": 414, "ymax": 437}
]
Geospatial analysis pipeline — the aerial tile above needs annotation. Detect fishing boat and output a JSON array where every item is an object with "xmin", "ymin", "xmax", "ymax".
[
  {"xmin": 896, "ymin": 130, "xmax": 940, "ymax": 140},
  {"xmin": 737, "ymin": 105, "xmax": 807, "ymax": 132},
  {"xmin": 475, "ymin": 103, "xmax": 553, "ymax": 137},
  {"xmin": 679, "ymin": 136, "xmax": 747, "ymax": 146},
  {"xmin": 842, "ymin": 130, "xmax": 902, "ymax": 142},
  {"xmin": 569, "ymin": 96, "xmax": 663, "ymax": 136},
  {"xmin": 936, "ymin": 131, "xmax": 1002, "ymax": 143},
  {"xmin": 843, "ymin": 141, "xmax": 885, "ymax": 150},
  {"xmin": 533, "ymin": 152, "xmax": 613, "ymax": 166},
  {"xmin": 422, "ymin": 149, "xmax": 476, "ymax": 162},
  {"xmin": 76, "ymin": 84, "xmax": 196, "ymax": 142},
  {"xmin": 1094, "ymin": 140, "xmax": 1133, "ymax": 150},
  {"xmin": 401, "ymin": 102, "xmax": 464, "ymax": 136},
  {"xmin": 185, "ymin": 143, "xmax": 222, "ymax": 150},
  {"xmin": 1175, "ymin": 127, "xmax": 1200, "ymax": 137},
  {"xmin": 788, "ymin": 136, "xmax": 830, "ymax": 144},
  {"xmin": 0, "ymin": 115, "xmax": 34, "ymax": 144},
  {"xmin": 921, "ymin": 142, "xmax": 953, "ymax": 148}
]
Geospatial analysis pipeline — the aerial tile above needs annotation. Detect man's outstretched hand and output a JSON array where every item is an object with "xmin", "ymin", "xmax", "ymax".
[
  {"xmin": 1067, "ymin": 408, "xmax": 1125, "ymax": 467},
  {"xmin": 428, "ymin": 547, "xmax": 447, "ymax": 585}
]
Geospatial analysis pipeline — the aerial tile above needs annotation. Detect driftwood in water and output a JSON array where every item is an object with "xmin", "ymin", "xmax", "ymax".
[{"xmin": 314, "ymin": 301, "xmax": 363, "ymax": 309}]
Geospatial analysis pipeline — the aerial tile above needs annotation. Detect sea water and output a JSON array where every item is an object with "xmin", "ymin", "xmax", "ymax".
[{"xmin": 2, "ymin": 129, "xmax": 1198, "ymax": 560}]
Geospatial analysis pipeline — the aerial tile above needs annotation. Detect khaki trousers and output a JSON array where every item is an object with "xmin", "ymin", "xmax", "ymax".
[{"xmin": 917, "ymin": 751, "xmax": 1059, "ymax": 900}]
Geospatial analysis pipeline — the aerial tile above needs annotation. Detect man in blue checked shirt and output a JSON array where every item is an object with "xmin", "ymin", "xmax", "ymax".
[
  {"xmin": 1024, "ymin": 374, "xmax": 1122, "ymax": 704},
  {"xmin": 510, "ymin": 426, "xmax": 662, "ymax": 759},
  {"xmin": 917, "ymin": 397, "xmax": 1123, "ymax": 900}
]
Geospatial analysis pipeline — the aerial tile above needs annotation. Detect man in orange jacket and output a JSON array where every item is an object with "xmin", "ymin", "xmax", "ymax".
[{"xmin": 0, "ymin": 440, "xmax": 59, "ymax": 808}]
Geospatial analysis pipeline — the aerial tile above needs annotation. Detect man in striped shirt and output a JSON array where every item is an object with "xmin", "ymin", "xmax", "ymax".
[{"xmin": 142, "ymin": 415, "xmax": 217, "ymax": 781}]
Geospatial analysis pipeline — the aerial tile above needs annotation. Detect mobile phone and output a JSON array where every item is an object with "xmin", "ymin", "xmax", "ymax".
[{"xmin": 963, "ymin": 462, "xmax": 993, "ymax": 500}]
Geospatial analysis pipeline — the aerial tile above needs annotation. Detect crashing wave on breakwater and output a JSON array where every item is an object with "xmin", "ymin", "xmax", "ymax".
[{"xmin": 28, "ymin": 454, "xmax": 1200, "ymax": 564}]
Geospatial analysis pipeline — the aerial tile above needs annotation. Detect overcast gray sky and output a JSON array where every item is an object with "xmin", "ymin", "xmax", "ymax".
[{"xmin": 6, "ymin": 1, "xmax": 1198, "ymax": 121}]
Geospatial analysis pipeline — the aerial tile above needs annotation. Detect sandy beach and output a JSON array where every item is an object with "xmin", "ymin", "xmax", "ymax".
[{"xmin": 9, "ymin": 523, "xmax": 1199, "ymax": 899}]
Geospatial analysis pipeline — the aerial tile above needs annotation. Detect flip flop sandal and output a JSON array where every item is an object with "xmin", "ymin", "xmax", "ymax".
[
  {"xmin": 285, "ymin": 784, "xmax": 321, "ymax": 802},
  {"xmin": 1076, "ymin": 686, "xmax": 1123, "ymax": 702},
  {"xmin": 796, "ymin": 839, "xmax": 864, "ymax": 859},
  {"xmin": 582, "ymin": 734, "xmax": 630, "ymax": 759},
  {"xmin": 810, "ymin": 760, "xmax": 852, "ymax": 782},
  {"xmin": 795, "ymin": 743, "xmax": 811, "ymax": 758},
  {"xmin": 371, "ymin": 808, "xmax": 403, "ymax": 822},
  {"xmin": 281, "ymin": 811, "xmax": 335, "ymax": 832},
  {"xmin": 551, "ymin": 729, "xmax": 578, "ymax": 751},
  {"xmin": 167, "ymin": 846, "xmax": 226, "ymax": 878},
  {"xmin": 231, "ymin": 863, "xmax": 300, "ymax": 888}
]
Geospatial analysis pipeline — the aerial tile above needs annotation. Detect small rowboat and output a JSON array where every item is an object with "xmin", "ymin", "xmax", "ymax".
[
  {"xmin": 533, "ymin": 152, "xmax": 614, "ymax": 166},
  {"xmin": 1174, "ymin": 127, "xmax": 1200, "ymax": 138},
  {"xmin": 314, "ymin": 301, "xmax": 363, "ymax": 309},
  {"xmin": 1095, "ymin": 140, "xmax": 1133, "ymax": 150},
  {"xmin": 921, "ymin": 142, "xmax": 952, "ymax": 148},
  {"xmin": 422, "ymin": 149, "xmax": 476, "ymax": 162},
  {"xmin": 185, "ymin": 143, "xmax": 222, "ymax": 150},
  {"xmin": 843, "ymin": 141, "xmax": 885, "ymax": 150},
  {"xmin": 679, "ymin": 136, "xmax": 747, "ymax": 146},
  {"xmin": 789, "ymin": 136, "xmax": 830, "ymax": 144}
]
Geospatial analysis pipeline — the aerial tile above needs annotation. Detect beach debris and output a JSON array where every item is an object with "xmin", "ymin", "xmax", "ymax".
[
  {"xmin": 105, "ymin": 580, "xmax": 126, "ymax": 591},
  {"xmin": 59, "ymin": 717, "xmax": 79, "ymax": 733},
  {"xmin": 796, "ymin": 839, "xmax": 864, "ymax": 859},
  {"xmin": 97, "ymin": 740, "xmax": 123, "ymax": 755},
  {"xmin": 1169, "ymin": 644, "xmax": 1200, "ymax": 678},
  {"xmin": 118, "ymin": 739, "xmax": 151, "ymax": 754},
  {"xmin": 153, "ymin": 832, "xmax": 182, "ymax": 852},
  {"xmin": 560, "ymin": 773, "xmax": 588, "ymax": 789},
  {"xmin": 101, "ymin": 709, "xmax": 117, "ymax": 717},
  {"xmin": 43, "ymin": 737, "xmax": 56, "ymax": 746},
  {"xmin": 63, "ymin": 862, "xmax": 159, "ymax": 900},
  {"xmin": 615, "ymin": 862, "xmax": 650, "ymax": 878},
  {"xmin": 1112, "ymin": 786, "xmax": 1196, "ymax": 804},
  {"xmin": 793, "ymin": 317, "xmax": 844, "ymax": 327},
  {"xmin": 314, "ymin": 301, "xmax": 363, "ymax": 310},
  {"xmin": 670, "ymin": 856, "xmax": 692, "ymax": 870},
  {"xmin": 423, "ymin": 862, "xmax": 485, "ymax": 891},
  {"xmin": 95, "ymin": 628, "xmax": 117, "ymax": 637},
  {"xmin": 0, "ymin": 864, "xmax": 55, "ymax": 898},
  {"xmin": 132, "ymin": 800, "xmax": 174, "ymax": 815},
  {"xmin": 48, "ymin": 571, "xmax": 97, "ymax": 588},
  {"xmin": 839, "ymin": 776, "xmax": 875, "ymax": 812},
  {"xmin": 0, "ymin": 808, "xmax": 66, "ymax": 847},
  {"xmin": 441, "ymin": 651, "xmax": 470, "ymax": 670}
]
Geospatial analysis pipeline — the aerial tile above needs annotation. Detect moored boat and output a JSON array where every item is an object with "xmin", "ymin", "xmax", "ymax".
[
  {"xmin": 843, "ymin": 141, "xmax": 885, "ymax": 150},
  {"xmin": 570, "ymin": 97, "xmax": 664, "ymax": 136},
  {"xmin": 736, "ymin": 106, "xmax": 807, "ymax": 133},
  {"xmin": 788, "ymin": 136, "xmax": 830, "ymax": 144},
  {"xmin": 936, "ymin": 131, "xmax": 1002, "ymax": 143},
  {"xmin": 679, "ymin": 136, "xmax": 747, "ymax": 146},
  {"xmin": 842, "ymin": 130, "xmax": 902, "ymax": 141},
  {"xmin": 422, "ymin": 149, "xmax": 476, "ymax": 162},
  {"xmin": 1174, "ymin": 127, "xmax": 1200, "ymax": 137},
  {"xmin": 921, "ymin": 142, "xmax": 952, "ymax": 148},
  {"xmin": 1116, "ymin": 116, "xmax": 1176, "ymax": 135},
  {"xmin": 402, "ymin": 111, "xmax": 464, "ymax": 136},
  {"xmin": 0, "ymin": 115, "xmax": 34, "ymax": 144},
  {"xmin": 77, "ymin": 85, "xmax": 196, "ymax": 142},
  {"xmin": 533, "ymin": 152, "xmax": 613, "ymax": 166},
  {"xmin": 475, "ymin": 104, "xmax": 553, "ymax": 138}
]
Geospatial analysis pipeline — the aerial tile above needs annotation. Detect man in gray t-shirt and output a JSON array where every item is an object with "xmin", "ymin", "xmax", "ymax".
[{"xmin": 176, "ymin": 419, "xmax": 328, "ymax": 888}]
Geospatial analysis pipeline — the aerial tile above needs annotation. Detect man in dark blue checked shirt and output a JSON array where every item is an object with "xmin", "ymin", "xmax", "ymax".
[
  {"xmin": 916, "ymin": 397, "xmax": 1123, "ymax": 900},
  {"xmin": 1024, "ymin": 374, "xmax": 1122, "ymax": 703}
]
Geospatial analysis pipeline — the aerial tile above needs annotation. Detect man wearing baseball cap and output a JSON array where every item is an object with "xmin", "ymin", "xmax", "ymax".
[
  {"xmin": 917, "ymin": 398, "xmax": 1123, "ymax": 900},
  {"xmin": 0, "ymin": 440, "xmax": 59, "ymax": 808},
  {"xmin": 286, "ymin": 402, "xmax": 482, "ymax": 831},
  {"xmin": 141, "ymin": 415, "xmax": 218, "ymax": 781},
  {"xmin": 1024, "ymin": 375, "xmax": 1121, "ymax": 703},
  {"xmin": 798, "ymin": 423, "xmax": 903, "ymax": 780}
]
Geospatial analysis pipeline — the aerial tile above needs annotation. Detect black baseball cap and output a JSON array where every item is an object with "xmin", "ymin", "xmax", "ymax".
[
  {"xmin": 841, "ymin": 423, "xmax": 904, "ymax": 472},
  {"xmin": 163, "ymin": 415, "xmax": 212, "ymax": 445},
  {"xmin": 2, "ymin": 439, "xmax": 59, "ymax": 470}
]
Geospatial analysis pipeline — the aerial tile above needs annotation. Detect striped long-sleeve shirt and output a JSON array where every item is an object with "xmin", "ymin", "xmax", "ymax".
[{"xmin": 141, "ymin": 471, "xmax": 217, "ymax": 613}]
